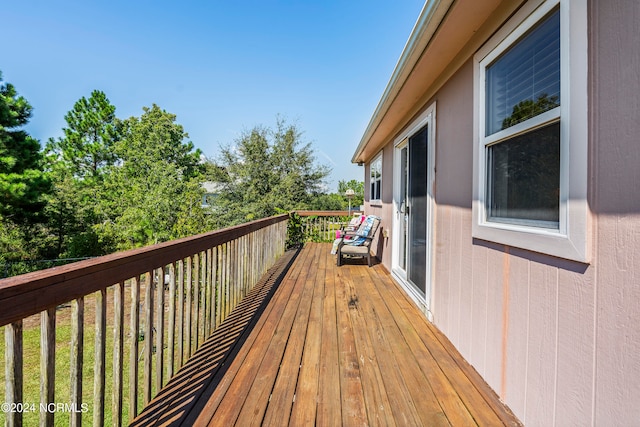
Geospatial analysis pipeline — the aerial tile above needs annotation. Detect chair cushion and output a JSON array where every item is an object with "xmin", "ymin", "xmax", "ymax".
[{"xmin": 340, "ymin": 245, "xmax": 370, "ymax": 256}]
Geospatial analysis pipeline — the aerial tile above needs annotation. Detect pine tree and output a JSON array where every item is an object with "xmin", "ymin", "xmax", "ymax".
[
  {"xmin": 0, "ymin": 71, "xmax": 50, "ymax": 226},
  {"xmin": 44, "ymin": 90, "xmax": 119, "ymax": 256}
]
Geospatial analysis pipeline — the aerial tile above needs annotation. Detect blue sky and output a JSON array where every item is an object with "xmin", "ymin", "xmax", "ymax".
[{"xmin": 2, "ymin": 1, "xmax": 424, "ymax": 190}]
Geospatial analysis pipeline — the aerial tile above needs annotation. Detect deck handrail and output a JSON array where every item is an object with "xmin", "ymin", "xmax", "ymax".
[
  {"xmin": 0, "ymin": 214, "xmax": 288, "ymax": 328},
  {"xmin": 293, "ymin": 210, "xmax": 362, "ymax": 243},
  {"xmin": 1, "ymin": 213, "xmax": 289, "ymax": 426}
]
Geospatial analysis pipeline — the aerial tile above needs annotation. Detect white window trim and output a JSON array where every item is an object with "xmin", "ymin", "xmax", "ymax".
[
  {"xmin": 472, "ymin": 0, "xmax": 590, "ymax": 263},
  {"xmin": 370, "ymin": 153, "xmax": 383, "ymax": 204}
]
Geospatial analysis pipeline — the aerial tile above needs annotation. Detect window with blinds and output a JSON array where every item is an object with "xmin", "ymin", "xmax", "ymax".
[
  {"xmin": 482, "ymin": 7, "xmax": 561, "ymax": 228},
  {"xmin": 485, "ymin": 9, "xmax": 560, "ymax": 136},
  {"xmin": 473, "ymin": 0, "xmax": 590, "ymax": 262}
]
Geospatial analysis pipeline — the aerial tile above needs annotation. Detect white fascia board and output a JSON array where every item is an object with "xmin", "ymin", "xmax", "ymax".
[{"xmin": 351, "ymin": 0, "xmax": 453, "ymax": 164}]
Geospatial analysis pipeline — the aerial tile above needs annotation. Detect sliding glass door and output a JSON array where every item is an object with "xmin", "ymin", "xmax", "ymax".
[{"xmin": 393, "ymin": 104, "xmax": 435, "ymax": 312}]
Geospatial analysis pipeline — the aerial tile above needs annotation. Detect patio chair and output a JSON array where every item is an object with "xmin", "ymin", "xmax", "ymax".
[
  {"xmin": 336, "ymin": 214, "xmax": 366, "ymax": 239},
  {"xmin": 336, "ymin": 215, "xmax": 381, "ymax": 267}
]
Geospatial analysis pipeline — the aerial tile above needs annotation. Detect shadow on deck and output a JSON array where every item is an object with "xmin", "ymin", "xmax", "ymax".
[{"xmin": 132, "ymin": 243, "xmax": 521, "ymax": 426}]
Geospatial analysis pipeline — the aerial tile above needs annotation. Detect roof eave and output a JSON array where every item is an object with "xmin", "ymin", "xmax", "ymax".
[{"xmin": 351, "ymin": 0, "xmax": 454, "ymax": 164}]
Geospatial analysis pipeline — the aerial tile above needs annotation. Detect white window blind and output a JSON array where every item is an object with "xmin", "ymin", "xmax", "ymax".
[{"xmin": 485, "ymin": 9, "xmax": 560, "ymax": 136}]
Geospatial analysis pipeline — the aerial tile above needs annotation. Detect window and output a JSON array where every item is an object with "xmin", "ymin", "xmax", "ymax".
[
  {"xmin": 485, "ymin": 8, "xmax": 560, "ymax": 228},
  {"xmin": 473, "ymin": 0, "xmax": 589, "ymax": 262},
  {"xmin": 370, "ymin": 154, "xmax": 382, "ymax": 203}
]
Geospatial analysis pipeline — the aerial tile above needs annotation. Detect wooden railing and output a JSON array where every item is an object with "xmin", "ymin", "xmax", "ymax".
[
  {"xmin": 0, "ymin": 215, "xmax": 288, "ymax": 427},
  {"xmin": 295, "ymin": 210, "xmax": 361, "ymax": 243}
]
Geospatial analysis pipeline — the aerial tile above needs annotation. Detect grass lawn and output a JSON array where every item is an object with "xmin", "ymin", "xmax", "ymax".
[{"xmin": 0, "ymin": 283, "xmax": 179, "ymax": 427}]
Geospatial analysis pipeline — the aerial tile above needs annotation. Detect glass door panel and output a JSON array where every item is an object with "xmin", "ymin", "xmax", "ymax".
[{"xmin": 408, "ymin": 125, "xmax": 428, "ymax": 295}]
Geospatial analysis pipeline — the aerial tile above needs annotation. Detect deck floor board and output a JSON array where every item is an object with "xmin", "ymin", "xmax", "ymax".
[{"xmin": 135, "ymin": 242, "xmax": 521, "ymax": 426}]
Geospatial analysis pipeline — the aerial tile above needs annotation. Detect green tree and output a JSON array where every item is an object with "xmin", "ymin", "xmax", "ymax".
[
  {"xmin": 0, "ymin": 71, "xmax": 51, "ymax": 226},
  {"xmin": 96, "ymin": 105, "xmax": 207, "ymax": 250},
  {"xmin": 308, "ymin": 193, "xmax": 345, "ymax": 210},
  {"xmin": 338, "ymin": 179, "xmax": 364, "ymax": 209},
  {"xmin": 309, "ymin": 179, "xmax": 364, "ymax": 211},
  {"xmin": 213, "ymin": 119, "xmax": 330, "ymax": 226},
  {"xmin": 44, "ymin": 90, "xmax": 120, "ymax": 257},
  {"xmin": 46, "ymin": 90, "xmax": 118, "ymax": 179}
]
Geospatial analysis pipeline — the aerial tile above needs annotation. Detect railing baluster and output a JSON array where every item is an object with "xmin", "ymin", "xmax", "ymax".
[
  {"xmin": 203, "ymin": 250, "xmax": 209, "ymax": 338},
  {"xmin": 200, "ymin": 251, "xmax": 209, "ymax": 343},
  {"xmin": 241, "ymin": 236, "xmax": 246, "ymax": 296},
  {"xmin": 70, "ymin": 298, "xmax": 83, "ymax": 427},
  {"xmin": 185, "ymin": 257, "xmax": 193, "ymax": 358},
  {"xmin": 206, "ymin": 248, "xmax": 213, "ymax": 336},
  {"xmin": 230, "ymin": 240, "xmax": 236, "ymax": 313},
  {"xmin": 216, "ymin": 246, "xmax": 223, "ymax": 328},
  {"xmin": 113, "ymin": 282, "xmax": 125, "ymax": 427},
  {"xmin": 192, "ymin": 253, "xmax": 200, "ymax": 349},
  {"xmin": 212, "ymin": 247, "xmax": 217, "ymax": 330},
  {"xmin": 94, "ymin": 288, "xmax": 107, "ymax": 426},
  {"xmin": 221, "ymin": 242, "xmax": 227, "ymax": 320},
  {"xmin": 5, "ymin": 321, "xmax": 23, "ymax": 427},
  {"xmin": 155, "ymin": 267, "xmax": 164, "ymax": 392},
  {"xmin": 129, "ymin": 276, "xmax": 140, "ymax": 421},
  {"xmin": 227, "ymin": 241, "xmax": 232, "ymax": 318},
  {"xmin": 143, "ymin": 272, "xmax": 153, "ymax": 405},
  {"xmin": 177, "ymin": 260, "xmax": 184, "ymax": 368},
  {"xmin": 200, "ymin": 251, "xmax": 206, "ymax": 344},
  {"xmin": 40, "ymin": 307, "xmax": 56, "ymax": 427},
  {"xmin": 167, "ymin": 263, "xmax": 176, "ymax": 379},
  {"xmin": 249, "ymin": 233, "xmax": 254, "ymax": 292}
]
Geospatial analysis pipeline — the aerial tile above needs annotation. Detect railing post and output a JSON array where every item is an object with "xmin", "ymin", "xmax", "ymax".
[{"xmin": 5, "ymin": 321, "xmax": 23, "ymax": 427}]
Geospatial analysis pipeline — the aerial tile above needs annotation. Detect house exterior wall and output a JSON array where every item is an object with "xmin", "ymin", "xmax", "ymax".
[{"xmin": 361, "ymin": 1, "xmax": 640, "ymax": 425}]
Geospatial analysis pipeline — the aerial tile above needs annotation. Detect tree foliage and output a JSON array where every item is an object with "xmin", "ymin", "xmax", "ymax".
[
  {"xmin": 46, "ymin": 90, "xmax": 118, "ymax": 179},
  {"xmin": 309, "ymin": 179, "xmax": 364, "ymax": 211},
  {"xmin": 96, "ymin": 105, "xmax": 207, "ymax": 250},
  {"xmin": 44, "ymin": 91, "xmax": 120, "ymax": 257},
  {"xmin": 0, "ymin": 76, "xmax": 350, "ymax": 276},
  {"xmin": 212, "ymin": 119, "xmax": 330, "ymax": 226},
  {"xmin": 44, "ymin": 98, "xmax": 210, "ymax": 256},
  {"xmin": 0, "ymin": 72, "xmax": 50, "ymax": 226},
  {"xmin": 338, "ymin": 179, "xmax": 364, "ymax": 208}
]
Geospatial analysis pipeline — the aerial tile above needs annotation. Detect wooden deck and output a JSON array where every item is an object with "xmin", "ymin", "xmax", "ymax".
[{"xmin": 133, "ymin": 242, "xmax": 521, "ymax": 426}]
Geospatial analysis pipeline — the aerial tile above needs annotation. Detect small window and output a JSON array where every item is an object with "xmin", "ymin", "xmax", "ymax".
[
  {"xmin": 473, "ymin": 0, "xmax": 589, "ymax": 262},
  {"xmin": 370, "ymin": 154, "xmax": 382, "ymax": 202}
]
